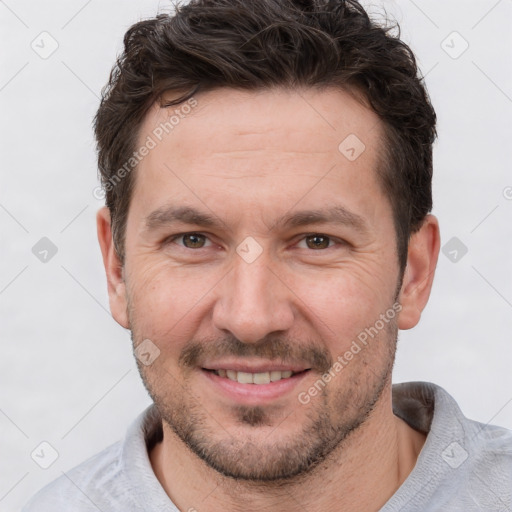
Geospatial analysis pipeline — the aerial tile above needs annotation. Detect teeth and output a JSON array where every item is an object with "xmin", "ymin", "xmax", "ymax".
[
  {"xmin": 237, "ymin": 371, "xmax": 253, "ymax": 384},
  {"xmin": 214, "ymin": 369, "xmax": 295, "ymax": 384},
  {"xmin": 253, "ymin": 372, "xmax": 271, "ymax": 384},
  {"xmin": 270, "ymin": 370, "xmax": 283, "ymax": 382}
]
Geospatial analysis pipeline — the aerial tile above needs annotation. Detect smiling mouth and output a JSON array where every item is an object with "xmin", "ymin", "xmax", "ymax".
[{"xmin": 203, "ymin": 368, "xmax": 310, "ymax": 384}]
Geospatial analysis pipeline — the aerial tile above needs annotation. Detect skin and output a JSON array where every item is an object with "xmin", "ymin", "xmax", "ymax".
[{"xmin": 97, "ymin": 87, "xmax": 440, "ymax": 512}]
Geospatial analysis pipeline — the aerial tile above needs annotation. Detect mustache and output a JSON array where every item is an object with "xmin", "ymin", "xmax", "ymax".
[{"xmin": 178, "ymin": 334, "xmax": 333, "ymax": 373}]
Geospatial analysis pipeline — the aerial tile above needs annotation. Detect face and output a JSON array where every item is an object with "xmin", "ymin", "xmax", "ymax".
[{"xmin": 119, "ymin": 87, "xmax": 404, "ymax": 480}]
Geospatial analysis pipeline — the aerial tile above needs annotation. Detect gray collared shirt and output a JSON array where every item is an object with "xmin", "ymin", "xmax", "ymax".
[{"xmin": 22, "ymin": 382, "xmax": 512, "ymax": 511}]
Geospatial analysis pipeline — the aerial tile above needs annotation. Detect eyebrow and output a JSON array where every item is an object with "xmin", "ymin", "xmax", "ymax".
[{"xmin": 144, "ymin": 205, "xmax": 368, "ymax": 234}]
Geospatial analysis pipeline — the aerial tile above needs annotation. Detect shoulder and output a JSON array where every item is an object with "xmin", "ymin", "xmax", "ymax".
[
  {"xmin": 21, "ymin": 406, "xmax": 163, "ymax": 512},
  {"xmin": 444, "ymin": 414, "xmax": 512, "ymax": 510},
  {"xmin": 412, "ymin": 381, "xmax": 512, "ymax": 470},
  {"xmin": 21, "ymin": 440, "xmax": 128, "ymax": 512},
  {"xmin": 464, "ymin": 419, "xmax": 512, "ymax": 493},
  {"xmin": 429, "ymin": 382, "xmax": 512, "ymax": 470},
  {"xmin": 392, "ymin": 382, "xmax": 512, "ymax": 510}
]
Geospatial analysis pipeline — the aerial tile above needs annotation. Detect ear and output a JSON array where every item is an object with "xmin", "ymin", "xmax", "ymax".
[
  {"xmin": 397, "ymin": 214, "xmax": 440, "ymax": 330},
  {"xmin": 96, "ymin": 207, "xmax": 130, "ymax": 329}
]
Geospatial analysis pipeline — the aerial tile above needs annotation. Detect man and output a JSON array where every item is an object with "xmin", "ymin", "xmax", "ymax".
[{"xmin": 23, "ymin": 0, "xmax": 512, "ymax": 510}]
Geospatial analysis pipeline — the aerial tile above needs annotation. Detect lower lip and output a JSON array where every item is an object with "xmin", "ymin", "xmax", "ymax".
[{"xmin": 201, "ymin": 369, "xmax": 310, "ymax": 405}]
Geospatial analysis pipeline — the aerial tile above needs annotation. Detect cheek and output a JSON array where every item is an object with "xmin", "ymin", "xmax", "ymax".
[
  {"xmin": 127, "ymin": 260, "xmax": 220, "ymax": 346},
  {"xmin": 292, "ymin": 267, "xmax": 395, "ymax": 343}
]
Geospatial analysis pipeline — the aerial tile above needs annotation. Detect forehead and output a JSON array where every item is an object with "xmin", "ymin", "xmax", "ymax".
[
  {"xmin": 141, "ymin": 86, "xmax": 382, "ymax": 159},
  {"xmin": 130, "ymin": 86, "xmax": 388, "ymax": 229}
]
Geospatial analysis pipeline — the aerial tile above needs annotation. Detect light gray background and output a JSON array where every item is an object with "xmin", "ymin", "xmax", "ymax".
[{"xmin": 1, "ymin": 1, "xmax": 511, "ymax": 510}]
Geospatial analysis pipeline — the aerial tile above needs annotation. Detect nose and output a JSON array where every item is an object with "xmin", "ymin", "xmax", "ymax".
[{"xmin": 211, "ymin": 251, "xmax": 295, "ymax": 344}]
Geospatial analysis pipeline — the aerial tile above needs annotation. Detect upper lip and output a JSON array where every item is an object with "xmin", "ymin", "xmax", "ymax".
[{"xmin": 201, "ymin": 360, "xmax": 311, "ymax": 373}]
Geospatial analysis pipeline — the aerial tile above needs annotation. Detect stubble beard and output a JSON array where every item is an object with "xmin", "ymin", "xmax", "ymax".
[{"xmin": 130, "ymin": 309, "xmax": 398, "ymax": 483}]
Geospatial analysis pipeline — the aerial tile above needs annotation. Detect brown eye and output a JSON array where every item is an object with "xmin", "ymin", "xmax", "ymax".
[
  {"xmin": 181, "ymin": 233, "xmax": 207, "ymax": 248},
  {"xmin": 304, "ymin": 234, "xmax": 332, "ymax": 250}
]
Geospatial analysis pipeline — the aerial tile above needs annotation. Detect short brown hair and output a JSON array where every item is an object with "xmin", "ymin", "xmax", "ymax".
[{"xmin": 94, "ymin": 0, "xmax": 437, "ymax": 271}]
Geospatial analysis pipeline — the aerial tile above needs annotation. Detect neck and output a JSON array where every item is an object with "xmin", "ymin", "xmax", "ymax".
[{"xmin": 150, "ymin": 385, "xmax": 426, "ymax": 512}]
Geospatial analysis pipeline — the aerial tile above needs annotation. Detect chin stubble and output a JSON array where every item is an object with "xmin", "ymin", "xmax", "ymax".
[{"xmin": 131, "ymin": 321, "xmax": 397, "ymax": 483}]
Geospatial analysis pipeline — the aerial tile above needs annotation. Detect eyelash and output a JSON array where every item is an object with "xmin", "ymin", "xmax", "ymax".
[{"xmin": 164, "ymin": 232, "xmax": 346, "ymax": 251}]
